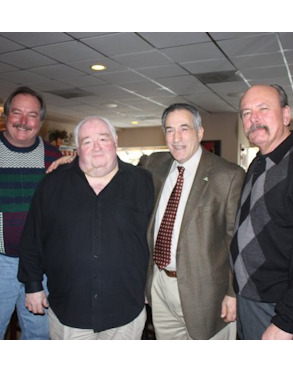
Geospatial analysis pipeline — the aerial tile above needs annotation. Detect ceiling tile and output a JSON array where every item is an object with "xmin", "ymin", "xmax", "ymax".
[
  {"xmin": 231, "ymin": 52, "xmax": 284, "ymax": 69},
  {"xmin": 0, "ymin": 35, "xmax": 23, "ymax": 53},
  {"xmin": 58, "ymin": 75, "xmax": 106, "ymax": 88},
  {"xmin": 180, "ymin": 58, "xmax": 235, "ymax": 74},
  {"xmin": 98, "ymin": 70, "xmax": 147, "ymax": 84},
  {"xmin": 118, "ymin": 80, "xmax": 177, "ymax": 98},
  {"xmin": 0, "ymin": 49, "xmax": 57, "ymax": 69},
  {"xmin": 207, "ymin": 81, "xmax": 250, "ymax": 94},
  {"xmin": 66, "ymin": 32, "xmax": 117, "ymax": 39},
  {"xmin": 155, "ymin": 75, "xmax": 204, "ymax": 95},
  {"xmin": 209, "ymin": 32, "xmax": 270, "ymax": 41},
  {"xmin": 217, "ymin": 34, "xmax": 279, "ymax": 57},
  {"xmin": 241, "ymin": 65, "xmax": 288, "ymax": 80},
  {"xmin": 84, "ymin": 85, "xmax": 140, "ymax": 100},
  {"xmin": 113, "ymin": 50, "xmax": 173, "ymax": 69},
  {"xmin": 29, "ymin": 64, "xmax": 85, "ymax": 79},
  {"xmin": 279, "ymin": 33, "xmax": 293, "ymax": 51},
  {"xmin": 162, "ymin": 42, "xmax": 225, "ymax": 63},
  {"xmin": 82, "ymin": 32, "xmax": 153, "ymax": 57},
  {"xmin": 0, "ymin": 70, "xmax": 48, "ymax": 84},
  {"xmin": 34, "ymin": 41, "xmax": 103, "ymax": 63},
  {"xmin": 27, "ymin": 80, "xmax": 73, "ymax": 92},
  {"xmin": 285, "ymin": 50, "xmax": 293, "ymax": 64},
  {"xmin": 0, "ymin": 32, "xmax": 73, "ymax": 47},
  {"xmin": 136, "ymin": 65, "xmax": 188, "ymax": 79},
  {"xmin": 138, "ymin": 32, "xmax": 210, "ymax": 48},
  {"xmin": 0, "ymin": 61, "xmax": 18, "ymax": 73}
]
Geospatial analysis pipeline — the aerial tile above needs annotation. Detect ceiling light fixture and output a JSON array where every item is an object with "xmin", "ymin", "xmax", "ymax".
[
  {"xmin": 131, "ymin": 121, "xmax": 139, "ymax": 125},
  {"xmin": 91, "ymin": 64, "xmax": 107, "ymax": 71},
  {"xmin": 101, "ymin": 103, "xmax": 118, "ymax": 108}
]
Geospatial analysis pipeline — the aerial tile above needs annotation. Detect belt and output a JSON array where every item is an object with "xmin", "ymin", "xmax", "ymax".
[{"xmin": 163, "ymin": 269, "xmax": 177, "ymax": 278}]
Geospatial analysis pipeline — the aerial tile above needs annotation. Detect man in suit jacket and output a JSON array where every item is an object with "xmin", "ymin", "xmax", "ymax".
[{"xmin": 144, "ymin": 103, "xmax": 245, "ymax": 340}]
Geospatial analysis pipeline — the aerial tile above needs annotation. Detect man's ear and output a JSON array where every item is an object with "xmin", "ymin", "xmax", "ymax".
[
  {"xmin": 198, "ymin": 126, "xmax": 204, "ymax": 142},
  {"xmin": 283, "ymin": 105, "xmax": 291, "ymax": 127}
]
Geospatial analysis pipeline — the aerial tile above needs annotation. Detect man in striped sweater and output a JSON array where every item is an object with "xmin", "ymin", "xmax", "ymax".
[{"xmin": 0, "ymin": 86, "xmax": 61, "ymax": 340}]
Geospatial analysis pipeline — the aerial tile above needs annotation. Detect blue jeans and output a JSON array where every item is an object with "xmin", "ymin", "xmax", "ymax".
[{"xmin": 0, "ymin": 254, "xmax": 50, "ymax": 340}]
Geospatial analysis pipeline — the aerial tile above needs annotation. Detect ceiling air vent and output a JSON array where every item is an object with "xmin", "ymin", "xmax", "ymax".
[
  {"xmin": 48, "ymin": 88, "xmax": 95, "ymax": 99},
  {"xmin": 194, "ymin": 70, "xmax": 243, "ymax": 84}
]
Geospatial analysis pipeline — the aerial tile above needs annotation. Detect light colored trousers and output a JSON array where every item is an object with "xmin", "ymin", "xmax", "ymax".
[
  {"xmin": 49, "ymin": 307, "xmax": 146, "ymax": 340},
  {"xmin": 151, "ymin": 266, "xmax": 236, "ymax": 340}
]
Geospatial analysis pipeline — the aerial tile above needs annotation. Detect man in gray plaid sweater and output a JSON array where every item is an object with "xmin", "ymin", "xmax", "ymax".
[{"xmin": 231, "ymin": 84, "xmax": 293, "ymax": 340}]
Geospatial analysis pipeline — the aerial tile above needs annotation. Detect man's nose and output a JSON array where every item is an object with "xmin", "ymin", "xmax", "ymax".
[
  {"xmin": 250, "ymin": 110, "xmax": 260, "ymax": 123},
  {"xmin": 20, "ymin": 114, "xmax": 28, "ymax": 125},
  {"xmin": 173, "ymin": 130, "xmax": 182, "ymax": 142},
  {"xmin": 93, "ymin": 140, "xmax": 101, "ymax": 149}
]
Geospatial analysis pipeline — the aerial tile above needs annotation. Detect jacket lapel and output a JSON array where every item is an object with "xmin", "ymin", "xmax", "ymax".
[
  {"xmin": 179, "ymin": 148, "xmax": 213, "ymax": 237},
  {"xmin": 147, "ymin": 156, "xmax": 173, "ymax": 252}
]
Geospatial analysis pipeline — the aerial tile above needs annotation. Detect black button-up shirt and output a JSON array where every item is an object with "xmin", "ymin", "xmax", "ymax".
[{"xmin": 18, "ymin": 157, "xmax": 154, "ymax": 332}]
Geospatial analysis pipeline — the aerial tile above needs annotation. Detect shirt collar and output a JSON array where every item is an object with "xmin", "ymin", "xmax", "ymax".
[
  {"xmin": 0, "ymin": 130, "xmax": 40, "ymax": 153},
  {"xmin": 265, "ymin": 131, "xmax": 293, "ymax": 164},
  {"xmin": 172, "ymin": 145, "xmax": 202, "ymax": 175}
]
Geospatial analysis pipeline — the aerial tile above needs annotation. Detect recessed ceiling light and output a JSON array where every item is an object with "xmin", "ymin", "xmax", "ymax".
[
  {"xmin": 101, "ymin": 103, "xmax": 118, "ymax": 108},
  {"xmin": 91, "ymin": 64, "xmax": 107, "ymax": 71},
  {"xmin": 131, "ymin": 121, "xmax": 139, "ymax": 125}
]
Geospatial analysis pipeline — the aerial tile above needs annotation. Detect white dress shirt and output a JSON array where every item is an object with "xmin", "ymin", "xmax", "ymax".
[{"xmin": 154, "ymin": 146, "xmax": 202, "ymax": 270}]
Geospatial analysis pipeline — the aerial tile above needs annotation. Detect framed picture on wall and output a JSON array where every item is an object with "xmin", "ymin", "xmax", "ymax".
[{"xmin": 202, "ymin": 140, "xmax": 221, "ymax": 156}]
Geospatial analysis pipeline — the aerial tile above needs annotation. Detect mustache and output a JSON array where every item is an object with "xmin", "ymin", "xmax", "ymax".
[
  {"xmin": 12, "ymin": 123, "xmax": 33, "ymax": 131},
  {"xmin": 246, "ymin": 123, "xmax": 269, "ymax": 137}
]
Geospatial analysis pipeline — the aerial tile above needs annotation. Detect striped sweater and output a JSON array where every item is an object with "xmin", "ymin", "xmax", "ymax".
[{"xmin": 0, "ymin": 131, "xmax": 61, "ymax": 257}]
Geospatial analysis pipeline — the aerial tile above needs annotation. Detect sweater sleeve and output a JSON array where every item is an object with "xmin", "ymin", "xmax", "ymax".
[
  {"xmin": 272, "ymin": 286, "xmax": 293, "ymax": 334},
  {"xmin": 272, "ymin": 257, "xmax": 293, "ymax": 334}
]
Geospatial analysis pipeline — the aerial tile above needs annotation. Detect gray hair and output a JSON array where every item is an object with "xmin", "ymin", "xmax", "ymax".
[
  {"xmin": 161, "ymin": 103, "xmax": 202, "ymax": 133},
  {"xmin": 74, "ymin": 116, "xmax": 117, "ymax": 146},
  {"xmin": 4, "ymin": 86, "xmax": 46, "ymax": 123},
  {"xmin": 270, "ymin": 84, "xmax": 289, "ymax": 108}
]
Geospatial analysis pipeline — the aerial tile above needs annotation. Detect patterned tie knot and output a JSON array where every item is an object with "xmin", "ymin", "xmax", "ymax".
[{"xmin": 178, "ymin": 166, "xmax": 185, "ymax": 177}]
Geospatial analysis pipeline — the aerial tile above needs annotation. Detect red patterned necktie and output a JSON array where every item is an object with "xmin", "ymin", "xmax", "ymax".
[{"xmin": 154, "ymin": 166, "xmax": 185, "ymax": 270}]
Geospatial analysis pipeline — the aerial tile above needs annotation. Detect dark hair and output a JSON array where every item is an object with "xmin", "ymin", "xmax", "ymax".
[
  {"xmin": 270, "ymin": 84, "xmax": 289, "ymax": 108},
  {"xmin": 4, "ymin": 86, "xmax": 46, "ymax": 122},
  {"xmin": 161, "ymin": 103, "xmax": 202, "ymax": 133}
]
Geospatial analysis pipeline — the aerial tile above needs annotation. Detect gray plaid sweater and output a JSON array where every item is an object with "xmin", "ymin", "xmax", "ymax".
[{"xmin": 231, "ymin": 133, "xmax": 293, "ymax": 334}]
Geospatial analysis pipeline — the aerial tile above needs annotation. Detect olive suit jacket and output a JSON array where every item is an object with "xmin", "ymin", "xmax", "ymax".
[{"xmin": 145, "ymin": 148, "xmax": 245, "ymax": 339}]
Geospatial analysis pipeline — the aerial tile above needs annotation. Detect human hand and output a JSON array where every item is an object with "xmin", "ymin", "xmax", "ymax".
[
  {"xmin": 46, "ymin": 155, "xmax": 75, "ymax": 173},
  {"xmin": 262, "ymin": 323, "xmax": 293, "ymax": 340},
  {"xmin": 221, "ymin": 295, "xmax": 236, "ymax": 323},
  {"xmin": 25, "ymin": 291, "xmax": 49, "ymax": 314}
]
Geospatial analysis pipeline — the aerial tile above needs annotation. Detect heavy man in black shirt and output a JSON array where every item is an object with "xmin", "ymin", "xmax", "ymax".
[{"xmin": 18, "ymin": 116, "xmax": 154, "ymax": 340}]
